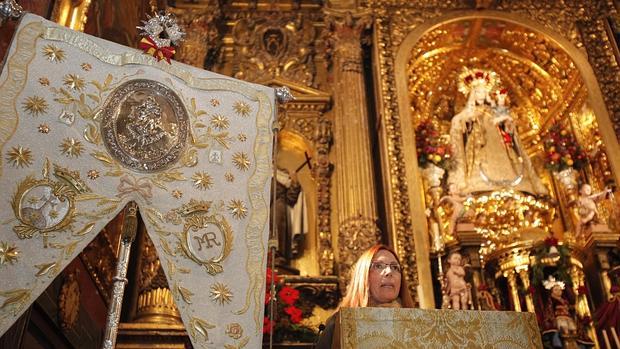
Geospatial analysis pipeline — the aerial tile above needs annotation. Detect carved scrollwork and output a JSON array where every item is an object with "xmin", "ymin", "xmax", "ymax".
[
  {"xmin": 58, "ymin": 269, "xmax": 80, "ymax": 331},
  {"xmin": 337, "ymin": 215, "xmax": 381, "ymax": 293},
  {"xmin": 231, "ymin": 13, "xmax": 319, "ymax": 86},
  {"xmin": 282, "ymin": 275, "xmax": 340, "ymax": 310},
  {"xmin": 169, "ymin": 5, "xmax": 224, "ymax": 69}
]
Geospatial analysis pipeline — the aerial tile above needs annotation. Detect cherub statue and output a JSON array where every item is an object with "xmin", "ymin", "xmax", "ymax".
[
  {"xmin": 439, "ymin": 183, "xmax": 469, "ymax": 236},
  {"xmin": 575, "ymin": 183, "xmax": 612, "ymax": 238},
  {"xmin": 443, "ymin": 252, "xmax": 471, "ymax": 310}
]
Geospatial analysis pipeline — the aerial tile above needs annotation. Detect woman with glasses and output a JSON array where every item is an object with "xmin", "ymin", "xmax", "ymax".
[{"xmin": 316, "ymin": 244, "xmax": 414, "ymax": 348}]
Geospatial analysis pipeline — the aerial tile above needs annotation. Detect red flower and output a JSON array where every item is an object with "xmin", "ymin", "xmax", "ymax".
[
  {"xmin": 278, "ymin": 286, "xmax": 300, "ymax": 306},
  {"xmin": 284, "ymin": 306, "xmax": 303, "ymax": 324},
  {"xmin": 266, "ymin": 268, "xmax": 280, "ymax": 286},
  {"xmin": 263, "ymin": 316, "xmax": 273, "ymax": 334},
  {"xmin": 544, "ymin": 237, "xmax": 558, "ymax": 247},
  {"xmin": 475, "ymin": 71, "xmax": 484, "ymax": 79},
  {"xmin": 578, "ymin": 285, "xmax": 587, "ymax": 295}
]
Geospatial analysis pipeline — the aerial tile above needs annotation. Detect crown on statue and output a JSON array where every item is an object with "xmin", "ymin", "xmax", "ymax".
[
  {"xmin": 457, "ymin": 68, "xmax": 500, "ymax": 96},
  {"xmin": 543, "ymin": 276, "xmax": 566, "ymax": 290}
]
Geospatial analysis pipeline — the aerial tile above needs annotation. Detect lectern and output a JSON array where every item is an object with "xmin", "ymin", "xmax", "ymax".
[{"xmin": 331, "ymin": 308, "xmax": 542, "ymax": 348}]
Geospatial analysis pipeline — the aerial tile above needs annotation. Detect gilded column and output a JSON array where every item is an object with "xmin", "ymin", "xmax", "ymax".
[
  {"xmin": 324, "ymin": 10, "xmax": 381, "ymax": 289},
  {"xmin": 505, "ymin": 269, "xmax": 522, "ymax": 312},
  {"xmin": 517, "ymin": 267, "xmax": 535, "ymax": 313}
]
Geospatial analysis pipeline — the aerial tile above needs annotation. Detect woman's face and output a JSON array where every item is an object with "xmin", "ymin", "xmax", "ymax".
[{"xmin": 368, "ymin": 249, "xmax": 402, "ymax": 306}]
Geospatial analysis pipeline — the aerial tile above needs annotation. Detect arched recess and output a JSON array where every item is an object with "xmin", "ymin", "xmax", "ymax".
[
  {"xmin": 391, "ymin": 10, "xmax": 620, "ymax": 308},
  {"xmin": 262, "ymin": 78, "xmax": 333, "ymax": 277}
]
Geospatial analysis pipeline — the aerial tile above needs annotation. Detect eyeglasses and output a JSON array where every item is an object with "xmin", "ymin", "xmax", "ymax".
[{"xmin": 370, "ymin": 262, "xmax": 402, "ymax": 273}]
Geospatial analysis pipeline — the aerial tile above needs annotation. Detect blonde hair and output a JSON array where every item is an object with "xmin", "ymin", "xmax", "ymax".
[{"xmin": 339, "ymin": 244, "xmax": 415, "ymax": 308}]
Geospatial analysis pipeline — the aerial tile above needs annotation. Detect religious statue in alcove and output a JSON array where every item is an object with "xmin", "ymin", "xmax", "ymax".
[
  {"xmin": 274, "ymin": 167, "xmax": 307, "ymax": 265},
  {"xmin": 447, "ymin": 68, "xmax": 548, "ymax": 196},
  {"xmin": 542, "ymin": 276, "xmax": 594, "ymax": 348}
]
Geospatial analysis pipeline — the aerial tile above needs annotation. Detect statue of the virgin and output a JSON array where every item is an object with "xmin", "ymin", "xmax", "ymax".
[{"xmin": 447, "ymin": 68, "xmax": 548, "ymax": 196}]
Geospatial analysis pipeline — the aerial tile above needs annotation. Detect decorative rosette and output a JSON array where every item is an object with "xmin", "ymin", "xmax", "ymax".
[{"xmin": 137, "ymin": 12, "xmax": 185, "ymax": 64}]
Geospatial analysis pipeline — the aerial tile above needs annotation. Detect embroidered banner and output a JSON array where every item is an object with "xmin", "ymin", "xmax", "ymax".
[{"xmin": 0, "ymin": 14, "xmax": 274, "ymax": 349}]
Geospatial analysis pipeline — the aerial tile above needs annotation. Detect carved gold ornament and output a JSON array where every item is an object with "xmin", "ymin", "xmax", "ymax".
[
  {"xmin": 210, "ymin": 282, "xmax": 233, "ymax": 305},
  {"xmin": 22, "ymin": 96, "xmax": 48, "ymax": 116},
  {"xmin": 210, "ymin": 98, "xmax": 220, "ymax": 107},
  {"xmin": 192, "ymin": 171, "xmax": 213, "ymax": 190},
  {"xmin": 11, "ymin": 175, "xmax": 76, "ymax": 240},
  {"xmin": 60, "ymin": 137, "xmax": 84, "ymax": 158},
  {"xmin": 237, "ymin": 133, "xmax": 247, "ymax": 142},
  {"xmin": 172, "ymin": 189, "xmax": 183, "ymax": 199},
  {"xmin": 180, "ymin": 213, "xmax": 233, "ymax": 275},
  {"xmin": 6, "ymin": 146, "xmax": 33, "ymax": 168},
  {"xmin": 80, "ymin": 63, "xmax": 91, "ymax": 71},
  {"xmin": 38, "ymin": 77, "xmax": 49, "ymax": 86},
  {"xmin": 41, "ymin": 44, "xmax": 65, "ymax": 63},
  {"xmin": 58, "ymin": 270, "xmax": 80, "ymax": 331},
  {"xmin": 0, "ymin": 241, "xmax": 19, "ymax": 266},
  {"xmin": 232, "ymin": 101, "xmax": 251, "ymax": 117},
  {"xmin": 100, "ymin": 79, "xmax": 189, "ymax": 173},
  {"xmin": 232, "ymin": 152, "xmax": 250, "ymax": 171}
]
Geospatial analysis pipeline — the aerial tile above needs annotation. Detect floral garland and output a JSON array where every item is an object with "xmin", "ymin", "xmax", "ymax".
[
  {"xmin": 542, "ymin": 123, "xmax": 587, "ymax": 172},
  {"xmin": 263, "ymin": 268, "xmax": 316, "ymax": 343},
  {"xmin": 415, "ymin": 120, "xmax": 453, "ymax": 170},
  {"xmin": 531, "ymin": 236, "xmax": 571, "ymax": 287}
]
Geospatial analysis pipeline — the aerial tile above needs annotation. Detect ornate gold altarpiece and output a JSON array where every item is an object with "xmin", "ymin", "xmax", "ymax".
[
  {"xmin": 0, "ymin": 13, "xmax": 275, "ymax": 349},
  {"xmin": 331, "ymin": 307, "xmax": 542, "ymax": 348}
]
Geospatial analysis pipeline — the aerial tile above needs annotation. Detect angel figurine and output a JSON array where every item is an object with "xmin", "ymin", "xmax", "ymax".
[{"xmin": 575, "ymin": 183, "xmax": 612, "ymax": 238}]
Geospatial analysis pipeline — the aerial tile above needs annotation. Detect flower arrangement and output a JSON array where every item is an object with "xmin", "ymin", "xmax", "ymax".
[
  {"xmin": 415, "ymin": 120, "xmax": 453, "ymax": 170},
  {"xmin": 263, "ymin": 268, "xmax": 316, "ymax": 343},
  {"xmin": 542, "ymin": 123, "xmax": 587, "ymax": 172},
  {"xmin": 531, "ymin": 235, "xmax": 571, "ymax": 287}
]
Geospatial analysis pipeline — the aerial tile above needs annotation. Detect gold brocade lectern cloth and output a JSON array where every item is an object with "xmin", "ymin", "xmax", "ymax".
[
  {"xmin": 334, "ymin": 308, "xmax": 543, "ymax": 349},
  {"xmin": 0, "ymin": 14, "xmax": 274, "ymax": 349}
]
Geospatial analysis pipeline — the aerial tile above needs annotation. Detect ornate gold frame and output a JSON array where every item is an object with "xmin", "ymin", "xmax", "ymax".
[{"xmin": 374, "ymin": 9, "xmax": 620, "ymax": 308}]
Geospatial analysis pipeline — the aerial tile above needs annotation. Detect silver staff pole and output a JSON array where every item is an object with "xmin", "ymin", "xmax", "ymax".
[
  {"xmin": 268, "ymin": 87, "xmax": 294, "ymax": 349},
  {"xmin": 102, "ymin": 201, "xmax": 139, "ymax": 349}
]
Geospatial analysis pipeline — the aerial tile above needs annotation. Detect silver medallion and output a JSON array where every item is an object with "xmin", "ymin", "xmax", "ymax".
[{"xmin": 101, "ymin": 79, "xmax": 189, "ymax": 172}]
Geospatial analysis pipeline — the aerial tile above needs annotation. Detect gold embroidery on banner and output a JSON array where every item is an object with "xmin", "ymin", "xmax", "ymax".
[
  {"xmin": 0, "ymin": 289, "xmax": 32, "ymax": 318},
  {"xmin": 189, "ymin": 316, "xmax": 216, "ymax": 342},
  {"xmin": 0, "ymin": 22, "xmax": 44, "ymax": 175},
  {"xmin": 179, "ymin": 213, "xmax": 233, "ymax": 275},
  {"xmin": 210, "ymin": 282, "xmax": 233, "ymax": 305},
  {"xmin": 22, "ymin": 96, "xmax": 49, "ymax": 116},
  {"xmin": 6, "ymin": 146, "xmax": 33, "ymax": 168},
  {"xmin": 0, "ymin": 242, "xmax": 19, "ymax": 266},
  {"xmin": 234, "ymin": 92, "xmax": 272, "ymax": 332},
  {"xmin": 42, "ymin": 44, "xmax": 65, "ymax": 63},
  {"xmin": 4, "ymin": 20, "xmax": 274, "ymax": 338}
]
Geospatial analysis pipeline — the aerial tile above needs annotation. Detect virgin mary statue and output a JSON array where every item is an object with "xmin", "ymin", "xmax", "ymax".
[{"xmin": 447, "ymin": 69, "xmax": 547, "ymax": 196}]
